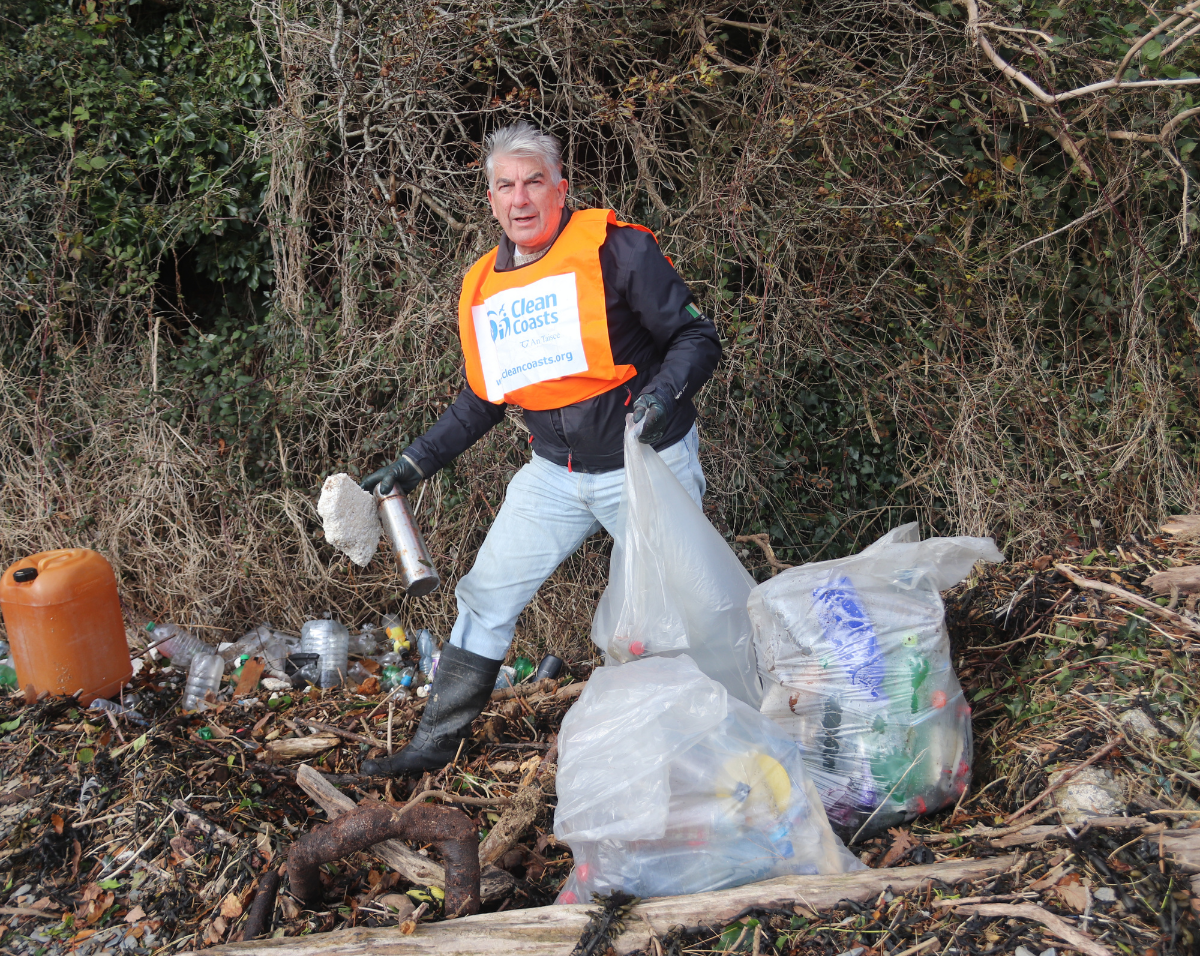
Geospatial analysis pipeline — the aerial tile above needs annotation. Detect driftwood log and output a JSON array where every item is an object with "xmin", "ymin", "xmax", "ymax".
[
  {"xmin": 194, "ymin": 854, "xmax": 1018, "ymax": 956},
  {"xmin": 294, "ymin": 764, "xmax": 515, "ymax": 903}
]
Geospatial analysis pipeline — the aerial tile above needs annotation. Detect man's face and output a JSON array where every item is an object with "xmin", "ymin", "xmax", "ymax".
[{"xmin": 487, "ymin": 154, "xmax": 568, "ymax": 255}]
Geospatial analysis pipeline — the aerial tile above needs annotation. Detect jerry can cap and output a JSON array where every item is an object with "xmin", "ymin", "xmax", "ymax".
[{"xmin": 13, "ymin": 568, "xmax": 37, "ymax": 583}]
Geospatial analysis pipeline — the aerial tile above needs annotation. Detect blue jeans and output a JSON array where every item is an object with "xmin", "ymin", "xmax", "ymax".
[{"xmin": 449, "ymin": 426, "xmax": 706, "ymax": 661}]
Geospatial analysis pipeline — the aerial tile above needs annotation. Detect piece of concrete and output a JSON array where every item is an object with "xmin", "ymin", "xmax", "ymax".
[
  {"xmin": 1050, "ymin": 765, "xmax": 1126, "ymax": 824},
  {"xmin": 317, "ymin": 473, "xmax": 383, "ymax": 567}
]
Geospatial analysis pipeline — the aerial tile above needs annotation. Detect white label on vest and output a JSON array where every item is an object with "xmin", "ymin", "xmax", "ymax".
[{"xmin": 471, "ymin": 272, "xmax": 589, "ymax": 402}]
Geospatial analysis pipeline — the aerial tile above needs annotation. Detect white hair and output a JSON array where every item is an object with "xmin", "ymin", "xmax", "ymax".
[{"xmin": 484, "ymin": 121, "xmax": 564, "ymax": 186}]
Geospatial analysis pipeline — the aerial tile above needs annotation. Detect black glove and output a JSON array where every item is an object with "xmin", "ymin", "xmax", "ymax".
[
  {"xmin": 631, "ymin": 393, "xmax": 669, "ymax": 445},
  {"xmin": 361, "ymin": 455, "xmax": 423, "ymax": 496}
]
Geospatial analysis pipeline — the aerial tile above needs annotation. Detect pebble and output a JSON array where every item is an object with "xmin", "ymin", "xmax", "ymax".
[{"xmin": 1118, "ymin": 708, "xmax": 1162, "ymax": 741}]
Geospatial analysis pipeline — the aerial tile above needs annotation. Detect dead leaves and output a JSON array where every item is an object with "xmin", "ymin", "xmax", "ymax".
[
  {"xmin": 78, "ymin": 883, "xmax": 115, "ymax": 924},
  {"xmin": 220, "ymin": 891, "xmax": 244, "ymax": 919},
  {"xmin": 880, "ymin": 828, "xmax": 920, "ymax": 868},
  {"xmin": 204, "ymin": 915, "xmax": 228, "ymax": 945}
]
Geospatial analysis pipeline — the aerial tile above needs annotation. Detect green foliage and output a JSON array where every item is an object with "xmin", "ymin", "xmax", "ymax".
[{"xmin": 0, "ymin": 0, "xmax": 272, "ymax": 342}]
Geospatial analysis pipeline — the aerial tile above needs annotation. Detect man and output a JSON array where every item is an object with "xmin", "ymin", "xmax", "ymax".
[{"xmin": 360, "ymin": 121, "xmax": 721, "ymax": 776}]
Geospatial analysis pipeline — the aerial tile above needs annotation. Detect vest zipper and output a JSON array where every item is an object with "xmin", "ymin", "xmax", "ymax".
[{"xmin": 567, "ymin": 452, "xmax": 572, "ymax": 473}]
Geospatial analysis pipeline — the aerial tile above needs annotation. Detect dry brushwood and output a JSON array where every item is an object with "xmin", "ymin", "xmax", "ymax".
[{"xmin": 4, "ymin": 0, "xmax": 1199, "ymax": 647}]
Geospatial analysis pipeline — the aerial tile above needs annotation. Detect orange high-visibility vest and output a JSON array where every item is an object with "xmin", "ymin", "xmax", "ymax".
[{"xmin": 459, "ymin": 209, "xmax": 654, "ymax": 411}]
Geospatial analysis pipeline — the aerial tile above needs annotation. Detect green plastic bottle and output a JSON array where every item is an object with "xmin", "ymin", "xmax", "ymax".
[
  {"xmin": 0, "ymin": 664, "xmax": 16, "ymax": 688},
  {"xmin": 868, "ymin": 634, "xmax": 932, "ymax": 804},
  {"xmin": 512, "ymin": 656, "xmax": 534, "ymax": 683}
]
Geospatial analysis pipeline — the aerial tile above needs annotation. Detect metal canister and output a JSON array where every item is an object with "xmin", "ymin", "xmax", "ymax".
[{"xmin": 374, "ymin": 486, "xmax": 440, "ymax": 596}]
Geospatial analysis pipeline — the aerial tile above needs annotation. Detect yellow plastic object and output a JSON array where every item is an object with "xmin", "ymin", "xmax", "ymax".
[
  {"xmin": 0, "ymin": 549, "xmax": 132, "ymax": 705},
  {"xmin": 385, "ymin": 622, "xmax": 409, "ymax": 653},
  {"xmin": 715, "ymin": 752, "xmax": 792, "ymax": 823}
]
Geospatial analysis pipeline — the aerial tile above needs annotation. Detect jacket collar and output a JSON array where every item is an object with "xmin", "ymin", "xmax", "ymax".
[{"xmin": 494, "ymin": 207, "xmax": 574, "ymax": 272}]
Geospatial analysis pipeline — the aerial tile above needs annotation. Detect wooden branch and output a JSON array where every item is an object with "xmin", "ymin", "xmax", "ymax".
[
  {"xmin": 1161, "ymin": 105, "xmax": 1200, "ymax": 143},
  {"xmin": 1038, "ymin": 124, "xmax": 1094, "ymax": 179},
  {"xmin": 193, "ymin": 853, "xmax": 1018, "ymax": 956},
  {"xmin": 477, "ymin": 783, "xmax": 545, "ymax": 867},
  {"xmin": 1054, "ymin": 564, "xmax": 1200, "ymax": 635},
  {"xmin": 171, "ymin": 799, "xmax": 239, "ymax": 846},
  {"xmin": 1162, "ymin": 17, "xmax": 1200, "ymax": 58},
  {"xmin": 490, "ymin": 678, "xmax": 556, "ymax": 701},
  {"xmin": 1145, "ymin": 565, "xmax": 1200, "ymax": 594},
  {"xmin": 293, "ymin": 764, "xmax": 514, "ymax": 902},
  {"xmin": 1113, "ymin": 0, "xmax": 1200, "ymax": 81},
  {"xmin": 949, "ymin": 902, "xmax": 1112, "ymax": 956},
  {"xmin": 290, "ymin": 717, "xmax": 385, "ymax": 748},
  {"xmin": 967, "ymin": 0, "xmax": 1200, "ymax": 104},
  {"xmin": 735, "ymin": 534, "xmax": 794, "ymax": 574}
]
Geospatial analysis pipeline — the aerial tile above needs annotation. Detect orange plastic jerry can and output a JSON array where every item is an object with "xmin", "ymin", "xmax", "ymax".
[{"xmin": 0, "ymin": 549, "xmax": 132, "ymax": 704}]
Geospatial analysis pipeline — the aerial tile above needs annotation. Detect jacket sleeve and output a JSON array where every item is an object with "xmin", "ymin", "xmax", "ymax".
[
  {"xmin": 605, "ymin": 226, "xmax": 722, "ymax": 415},
  {"xmin": 401, "ymin": 379, "xmax": 507, "ymax": 478}
]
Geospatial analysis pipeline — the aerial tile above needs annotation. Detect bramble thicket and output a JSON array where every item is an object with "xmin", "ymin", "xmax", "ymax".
[{"xmin": 2, "ymin": 0, "xmax": 1199, "ymax": 654}]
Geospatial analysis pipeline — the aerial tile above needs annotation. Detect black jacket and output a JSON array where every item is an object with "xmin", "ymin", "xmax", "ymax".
[{"xmin": 402, "ymin": 208, "xmax": 721, "ymax": 476}]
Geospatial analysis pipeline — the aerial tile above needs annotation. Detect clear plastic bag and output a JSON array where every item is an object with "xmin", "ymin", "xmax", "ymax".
[
  {"xmin": 591, "ymin": 417, "xmax": 762, "ymax": 707},
  {"xmin": 554, "ymin": 656, "xmax": 862, "ymax": 903},
  {"xmin": 748, "ymin": 523, "xmax": 1002, "ymax": 839}
]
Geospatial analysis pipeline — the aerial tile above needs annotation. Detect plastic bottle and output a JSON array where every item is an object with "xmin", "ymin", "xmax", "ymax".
[
  {"xmin": 300, "ymin": 619, "xmax": 350, "ymax": 688},
  {"xmin": 347, "ymin": 660, "xmax": 373, "ymax": 686},
  {"xmin": 151, "ymin": 624, "xmax": 208, "ymax": 668},
  {"xmin": 348, "ymin": 624, "xmax": 379, "ymax": 658},
  {"xmin": 383, "ymin": 665, "xmax": 416, "ymax": 693},
  {"xmin": 88, "ymin": 698, "xmax": 148, "ymax": 725},
  {"xmin": 417, "ymin": 630, "xmax": 440, "ymax": 680},
  {"xmin": 810, "ymin": 577, "xmax": 887, "ymax": 702},
  {"xmin": 494, "ymin": 665, "xmax": 517, "ymax": 690},
  {"xmin": 183, "ymin": 652, "xmax": 225, "ymax": 711},
  {"xmin": 512, "ymin": 656, "xmax": 534, "ymax": 683},
  {"xmin": 0, "ymin": 664, "xmax": 16, "ymax": 688}
]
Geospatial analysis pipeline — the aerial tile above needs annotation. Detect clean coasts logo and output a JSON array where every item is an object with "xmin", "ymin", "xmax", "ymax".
[
  {"xmin": 472, "ymin": 272, "xmax": 588, "ymax": 402},
  {"xmin": 488, "ymin": 292, "xmax": 560, "ymax": 342}
]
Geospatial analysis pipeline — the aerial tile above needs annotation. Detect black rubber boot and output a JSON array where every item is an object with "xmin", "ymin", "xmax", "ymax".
[{"xmin": 361, "ymin": 643, "xmax": 502, "ymax": 776}]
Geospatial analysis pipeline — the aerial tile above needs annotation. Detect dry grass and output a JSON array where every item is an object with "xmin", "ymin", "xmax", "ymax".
[{"xmin": 1, "ymin": 0, "xmax": 1198, "ymax": 650}]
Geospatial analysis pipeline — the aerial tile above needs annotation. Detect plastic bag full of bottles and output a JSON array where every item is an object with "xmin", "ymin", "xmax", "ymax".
[{"xmin": 748, "ymin": 523, "xmax": 1003, "ymax": 840}]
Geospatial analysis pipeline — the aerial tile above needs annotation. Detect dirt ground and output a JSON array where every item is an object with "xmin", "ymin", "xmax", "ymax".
[{"xmin": 1, "ymin": 525, "xmax": 1198, "ymax": 954}]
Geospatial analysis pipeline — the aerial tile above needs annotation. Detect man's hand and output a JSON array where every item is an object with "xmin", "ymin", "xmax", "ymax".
[
  {"xmin": 361, "ymin": 455, "xmax": 423, "ymax": 496},
  {"xmin": 631, "ymin": 393, "xmax": 669, "ymax": 444}
]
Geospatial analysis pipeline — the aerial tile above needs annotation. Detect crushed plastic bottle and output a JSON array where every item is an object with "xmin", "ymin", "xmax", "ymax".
[
  {"xmin": 416, "ymin": 630, "xmax": 440, "ymax": 680},
  {"xmin": 88, "ymin": 698, "xmax": 148, "ymax": 725},
  {"xmin": 348, "ymin": 624, "xmax": 380, "ymax": 658},
  {"xmin": 347, "ymin": 660, "xmax": 374, "ymax": 686},
  {"xmin": 382, "ymin": 665, "xmax": 415, "ymax": 693},
  {"xmin": 183, "ymin": 652, "xmax": 224, "ymax": 711},
  {"xmin": 150, "ymin": 624, "xmax": 207, "ymax": 668}
]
